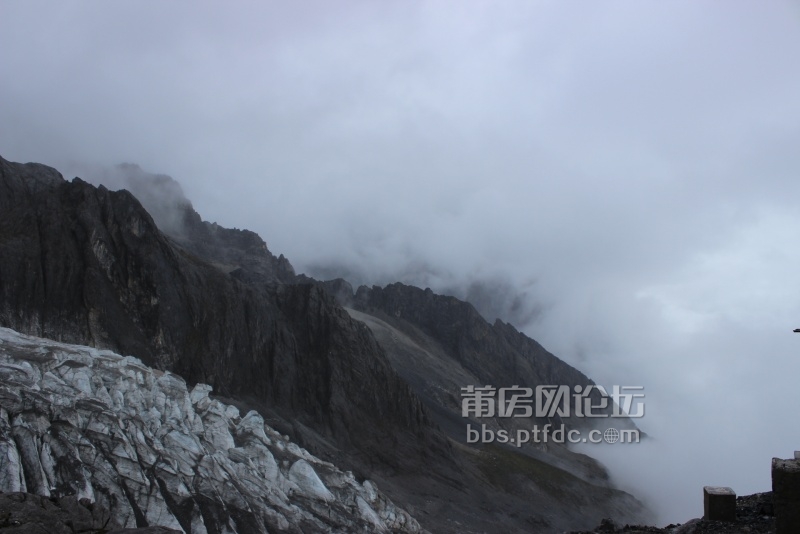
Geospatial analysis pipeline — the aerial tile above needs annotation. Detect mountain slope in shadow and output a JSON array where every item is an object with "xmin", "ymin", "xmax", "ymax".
[{"xmin": 0, "ymin": 155, "xmax": 650, "ymax": 532}]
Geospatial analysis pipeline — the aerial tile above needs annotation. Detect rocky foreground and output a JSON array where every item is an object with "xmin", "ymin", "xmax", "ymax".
[
  {"xmin": 571, "ymin": 492, "xmax": 775, "ymax": 533},
  {"xmin": 0, "ymin": 326, "xmax": 422, "ymax": 533},
  {"xmin": 0, "ymin": 490, "xmax": 179, "ymax": 533}
]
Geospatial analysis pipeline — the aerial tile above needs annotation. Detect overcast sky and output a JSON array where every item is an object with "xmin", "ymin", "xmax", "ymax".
[{"xmin": 2, "ymin": 0, "xmax": 800, "ymax": 525}]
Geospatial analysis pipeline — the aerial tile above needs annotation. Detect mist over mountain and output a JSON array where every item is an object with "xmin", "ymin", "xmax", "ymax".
[
  {"xmin": 305, "ymin": 261, "xmax": 544, "ymax": 330},
  {"xmin": 64, "ymin": 162, "xmax": 193, "ymax": 238},
  {"xmin": 25, "ymin": 151, "xmax": 800, "ymax": 528},
  {"xmin": 68, "ymin": 162, "xmax": 546, "ymax": 341},
  {"xmin": 3, "ymin": 1, "xmax": 800, "ymax": 528},
  {"xmin": 0, "ymin": 155, "xmax": 653, "ymax": 532}
]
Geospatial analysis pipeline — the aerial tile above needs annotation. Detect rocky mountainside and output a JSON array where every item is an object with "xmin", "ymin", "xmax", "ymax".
[
  {"xmin": 0, "ymin": 155, "xmax": 649, "ymax": 532},
  {"xmin": 0, "ymin": 326, "xmax": 422, "ymax": 533},
  {"xmin": 0, "ymin": 155, "xmax": 445, "ymax": 471},
  {"xmin": 98, "ymin": 162, "xmax": 297, "ymax": 286},
  {"xmin": 316, "ymin": 281, "xmax": 640, "ymax": 487}
]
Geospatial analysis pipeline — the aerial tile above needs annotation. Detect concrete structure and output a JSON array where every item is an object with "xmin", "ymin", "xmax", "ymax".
[
  {"xmin": 703, "ymin": 486, "xmax": 736, "ymax": 522},
  {"xmin": 772, "ymin": 457, "xmax": 800, "ymax": 534}
]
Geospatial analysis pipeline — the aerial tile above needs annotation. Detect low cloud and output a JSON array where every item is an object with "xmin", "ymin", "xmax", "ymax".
[{"xmin": 3, "ymin": 0, "xmax": 800, "ymax": 525}]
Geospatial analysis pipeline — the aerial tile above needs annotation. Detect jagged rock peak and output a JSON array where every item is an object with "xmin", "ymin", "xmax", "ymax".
[
  {"xmin": 0, "ymin": 156, "xmax": 64, "ymax": 195},
  {"xmin": 54, "ymin": 157, "xmax": 298, "ymax": 284}
]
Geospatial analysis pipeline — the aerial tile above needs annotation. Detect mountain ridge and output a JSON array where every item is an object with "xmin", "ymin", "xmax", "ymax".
[
  {"xmin": 0, "ymin": 154, "xmax": 444, "ymax": 472},
  {"xmin": 0, "ymin": 155, "xmax": 650, "ymax": 532}
]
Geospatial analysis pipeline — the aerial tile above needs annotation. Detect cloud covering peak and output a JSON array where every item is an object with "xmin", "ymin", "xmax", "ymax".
[{"xmin": 2, "ymin": 0, "xmax": 800, "ymax": 525}]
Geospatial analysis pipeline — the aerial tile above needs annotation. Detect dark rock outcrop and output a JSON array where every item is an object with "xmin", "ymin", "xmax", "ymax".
[
  {"xmin": 570, "ymin": 492, "xmax": 775, "ymax": 533},
  {"xmin": 82, "ymin": 162, "xmax": 297, "ymax": 286},
  {"xmin": 0, "ymin": 491, "xmax": 181, "ymax": 534}
]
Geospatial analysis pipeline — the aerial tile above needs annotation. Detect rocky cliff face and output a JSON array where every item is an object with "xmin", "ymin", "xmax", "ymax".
[
  {"xmin": 0, "ymin": 326, "xmax": 423, "ymax": 533},
  {"xmin": 320, "ymin": 280, "xmax": 648, "ymax": 525},
  {"xmin": 347, "ymin": 281, "xmax": 638, "ymax": 432},
  {"xmin": 73, "ymin": 161, "xmax": 297, "ymax": 286},
  {"xmin": 0, "ymin": 155, "xmax": 445, "ymax": 475}
]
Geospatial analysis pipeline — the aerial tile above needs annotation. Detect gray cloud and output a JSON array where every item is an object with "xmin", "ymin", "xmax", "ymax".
[{"xmin": 3, "ymin": 0, "xmax": 800, "ymax": 525}]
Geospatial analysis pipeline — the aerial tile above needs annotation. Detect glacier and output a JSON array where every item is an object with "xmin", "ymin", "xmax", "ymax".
[{"xmin": 0, "ymin": 326, "xmax": 423, "ymax": 533}]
